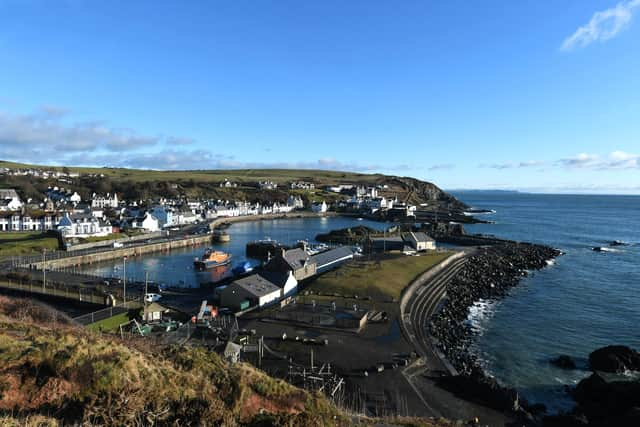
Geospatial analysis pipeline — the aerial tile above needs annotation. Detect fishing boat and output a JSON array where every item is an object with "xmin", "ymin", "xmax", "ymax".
[{"xmin": 194, "ymin": 249, "xmax": 232, "ymax": 270}]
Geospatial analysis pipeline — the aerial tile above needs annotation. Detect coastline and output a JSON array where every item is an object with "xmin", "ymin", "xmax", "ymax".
[{"xmin": 428, "ymin": 239, "xmax": 562, "ymax": 415}]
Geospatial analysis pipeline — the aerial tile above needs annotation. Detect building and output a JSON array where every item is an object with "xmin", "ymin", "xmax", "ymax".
[
  {"xmin": 141, "ymin": 302, "xmax": 169, "ymax": 322},
  {"xmin": 402, "ymin": 232, "xmax": 436, "ymax": 251},
  {"xmin": 57, "ymin": 213, "xmax": 113, "ymax": 238},
  {"xmin": 259, "ymin": 270, "xmax": 298, "ymax": 298},
  {"xmin": 219, "ymin": 274, "xmax": 282, "ymax": 311},
  {"xmin": 310, "ymin": 246, "xmax": 355, "ymax": 274},
  {"xmin": 311, "ymin": 201, "xmax": 328, "ymax": 213},
  {"xmin": 265, "ymin": 248, "xmax": 317, "ymax": 281},
  {"xmin": 258, "ymin": 181, "xmax": 278, "ymax": 190},
  {"xmin": 224, "ymin": 341, "xmax": 242, "ymax": 364},
  {"xmin": 219, "ymin": 179, "xmax": 238, "ymax": 188},
  {"xmin": 290, "ymin": 181, "xmax": 315, "ymax": 190},
  {"xmin": 150, "ymin": 206, "xmax": 174, "ymax": 228},
  {"xmin": 91, "ymin": 193, "xmax": 119, "ymax": 209},
  {"xmin": 0, "ymin": 213, "xmax": 62, "ymax": 232},
  {"xmin": 0, "ymin": 189, "xmax": 23, "ymax": 211},
  {"xmin": 287, "ymin": 195, "xmax": 304, "ymax": 209},
  {"xmin": 133, "ymin": 212, "xmax": 160, "ymax": 232}
]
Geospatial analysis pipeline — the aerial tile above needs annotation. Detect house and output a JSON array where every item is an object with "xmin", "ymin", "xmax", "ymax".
[
  {"xmin": 57, "ymin": 213, "xmax": 113, "ymax": 237},
  {"xmin": 150, "ymin": 206, "xmax": 174, "ymax": 228},
  {"xmin": 219, "ymin": 274, "xmax": 282, "ymax": 311},
  {"xmin": 91, "ymin": 193, "xmax": 119, "ymax": 209},
  {"xmin": 311, "ymin": 201, "xmax": 328, "ymax": 213},
  {"xmin": 0, "ymin": 189, "xmax": 23, "ymax": 211},
  {"xmin": 369, "ymin": 236, "xmax": 405, "ymax": 252},
  {"xmin": 290, "ymin": 181, "xmax": 315, "ymax": 190},
  {"xmin": 219, "ymin": 179, "xmax": 238, "ymax": 188},
  {"xmin": 265, "ymin": 248, "xmax": 317, "ymax": 281},
  {"xmin": 402, "ymin": 232, "xmax": 436, "ymax": 251},
  {"xmin": 135, "ymin": 213, "xmax": 160, "ymax": 232},
  {"xmin": 0, "ymin": 213, "xmax": 62, "ymax": 232},
  {"xmin": 258, "ymin": 181, "xmax": 278, "ymax": 190},
  {"xmin": 224, "ymin": 341, "xmax": 242, "ymax": 364},
  {"xmin": 259, "ymin": 270, "xmax": 298, "ymax": 298},
  {"xmin": 141, "ymin": 302, "xmax": 169, "ymax": 322},
  {"xmin": 287, "ymin": 195, "xmax": 304, "ymax": 209},
  {"xmin": 310, "ymin": 246, "xmax": 355, "ymax": 274}
]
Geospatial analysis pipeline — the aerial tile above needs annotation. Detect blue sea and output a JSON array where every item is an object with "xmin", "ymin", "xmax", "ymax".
[{"xmin": 452, "ymin": 191, "xmax": 640, "ymax": 412}]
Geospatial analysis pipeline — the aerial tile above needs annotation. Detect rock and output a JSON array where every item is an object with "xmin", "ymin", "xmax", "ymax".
[
  {"xmin": 550, "ymin": 355, "xmax": 577, "ymax": 370},
  {"xmin": 589, "ymin": 345, "xmax": 640, "ymax": 373},
  {"xmin": 542, "ymin": 414, "xmax": 588, "ymax": 427},
  {"xmin": 573, "ymin": 372, "xmax": 640, "ymax": 423}
]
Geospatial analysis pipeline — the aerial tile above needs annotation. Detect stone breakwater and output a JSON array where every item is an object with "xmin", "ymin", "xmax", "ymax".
[{"xmin": 430, "ymin": 242, "xmax": 561, "ymax": 375}]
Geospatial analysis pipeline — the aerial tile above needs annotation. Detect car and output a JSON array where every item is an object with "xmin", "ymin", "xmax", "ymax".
[{"xmin": 144, "ymin": 293, "xmax": 162, "ymax": 303}]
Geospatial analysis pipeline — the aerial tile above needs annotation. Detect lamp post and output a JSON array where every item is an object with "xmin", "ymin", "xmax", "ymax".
[
  {"xmin": 42, "ymin": 249, "xmax": 46, "ymax": 291},
  {"xmin": 123, "ymin": 256, "xmax": 127, "ymax": 304}
]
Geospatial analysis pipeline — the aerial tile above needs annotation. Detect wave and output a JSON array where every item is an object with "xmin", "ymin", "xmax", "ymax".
[{"xmin": 464, "ymin": 299, "xmax": 498, "ymax": 336}]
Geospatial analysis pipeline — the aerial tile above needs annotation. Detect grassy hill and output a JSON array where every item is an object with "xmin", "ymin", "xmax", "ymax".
[
  {"xmin": 0, "ymin": 159, "xmax": 465, "ymax": 209},
  {"xmin": 0, "ymin": 296, "xmax": 453, "ymax": 427}
]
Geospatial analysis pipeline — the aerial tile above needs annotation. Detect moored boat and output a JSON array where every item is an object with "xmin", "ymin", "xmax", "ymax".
[{"xmin": 194, "ymin": 249, "xmax": 232, "ymax": 270}]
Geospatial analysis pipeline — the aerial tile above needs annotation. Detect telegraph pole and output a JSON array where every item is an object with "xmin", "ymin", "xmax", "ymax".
[{"xmin": 123, "ymin": 256, "xmax": 127, "ymax": 304}]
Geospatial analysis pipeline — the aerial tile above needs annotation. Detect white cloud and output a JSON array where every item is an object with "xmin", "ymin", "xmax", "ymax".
[
  {"xmin": 480, "ymin": 160, "xmax": 544, "ymax": 169},
  {"xmin": 428, "ymin": 164, "xmax": 455, "ymax": 171},
  {"xmin": 559, "ymin": 151, "xmax": 639, "ymax": 169},
  {"xmin": 561, "ymin": 0, "xmax": 640, "ymax": 51}
]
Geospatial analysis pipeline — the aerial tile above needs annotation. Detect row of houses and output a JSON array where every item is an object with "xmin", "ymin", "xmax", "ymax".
[
  {"xmin": 218, "ymin": 246, "xmax": 356, "ymax": 312},
  {"xmin": 0, "ymin": 167, "xmax": 80, "ymax": 179}
]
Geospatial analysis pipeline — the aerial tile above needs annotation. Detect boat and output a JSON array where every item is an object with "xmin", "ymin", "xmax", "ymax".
[
  {"xmin": 194, "ymin": 249, "xmax": 232, "ymax": 270},
  {"xmin": 232, "ymin": 261, "xmax": 254, "ymax": 276},
  {"xmin": 246, "ymin": 238, "xmax": 288, "ymax": 260},
  {"xmin": 212, "ymin": 230, "xmax": 231, "ymax": 243}
]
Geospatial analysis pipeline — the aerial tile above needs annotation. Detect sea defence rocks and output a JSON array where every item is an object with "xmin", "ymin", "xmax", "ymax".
[
  {"xmin": 588, "ymin": 345, "xmax": 640, "ymax": 373},
  {"xmin": 550, "ymin": 355, "xmax": 577, "ymax": 370},
  {"xmin": 429, "ymin": 242, "xmax": 561, "ymax": 375},
  {"xmin": 543, "ymin": 345, "xmax": 640, "ymax": 427}
]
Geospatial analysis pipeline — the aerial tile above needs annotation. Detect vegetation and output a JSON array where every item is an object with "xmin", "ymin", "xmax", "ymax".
[
  {"xmin": 307, "ymin": 252, "xmax": 452, "ymax": 301},
  {"xmin": 86, "ymin": 312, "xmax": 133, "ymax": 333},
  {"xmin": 0, "ymin": 295, "xmax": 350, "ymax": 426},
  {"xmin": 0, "ymin": 159, "xmax": 463, "ymax": 208},
  {"xmin": 0, "ymin": 231, "xmax": 60, "ymax": 257}
]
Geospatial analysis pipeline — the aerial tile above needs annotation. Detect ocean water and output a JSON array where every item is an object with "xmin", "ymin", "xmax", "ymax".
[
  {"xmin": 79, "ymin": 216, "xmax": 382, "ymax": 288},
  {"xmin": 452, "ymin": 191, "xmax": 640, "ymax": 412}
]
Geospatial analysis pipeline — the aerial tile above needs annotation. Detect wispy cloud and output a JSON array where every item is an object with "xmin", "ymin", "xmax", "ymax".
[
  {"xmin": 558, "ymin": 151, "xmax": 639, "ymax": 169},
  {"xmin": 428, "ymin": 164, "xmax": 455, "ymax": 171},
  {"xmin": 561, "ymin": 0, "xmax": 640, "ymax": 51},
  {"xmin": 480, "ymin": 160, "xmax": 544, "ymax": 169}
]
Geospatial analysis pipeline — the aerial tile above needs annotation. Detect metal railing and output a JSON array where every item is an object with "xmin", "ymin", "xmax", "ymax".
[{"xmin": 73, "ymin": 300, "xmax": 142, "ymax": 325}]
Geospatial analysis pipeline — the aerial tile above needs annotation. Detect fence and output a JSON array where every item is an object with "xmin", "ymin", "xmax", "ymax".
[
  {"xmin": 73, "ymin": 300, "xmax": 142, "ymax": 325},
  {"xmin": 0, "ymin": 278, "xmax": 108, "ymax": 305}
]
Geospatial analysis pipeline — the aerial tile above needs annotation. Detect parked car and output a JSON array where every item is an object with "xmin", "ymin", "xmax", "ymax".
[{"xmin": 144, "ymin": 293, "xmax": 162, "ymax": 303}]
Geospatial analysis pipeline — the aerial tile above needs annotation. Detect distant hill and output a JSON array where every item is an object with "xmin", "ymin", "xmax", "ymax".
[{"xmin": 0, "ymin": 159, "xmax": 466, "ymax": 209}]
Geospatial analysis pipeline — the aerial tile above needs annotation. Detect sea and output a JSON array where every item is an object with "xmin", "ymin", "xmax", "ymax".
[{"xmin": 452, "ymin": 191, "xmax": 640, "ymax": 412}]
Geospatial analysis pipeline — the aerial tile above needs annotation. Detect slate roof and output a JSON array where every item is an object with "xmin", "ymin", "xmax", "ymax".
[
  {"xmin": 403, "ymin": 232, "xmax": 435, "ymax": 243},
  {"xmin": 310, "ymin": 246, "xmax": 354, "ymax": 268},
  {"xmin": 258, "ymin": 270, "xmax": 292, "ymax": 288},
  {"xmin": 233, "ymin": 274, "xmax": 281, "ymax": 297},
  {"xmin": 281, "ymin": 248, "xmax": 313, "ymax": 270}
]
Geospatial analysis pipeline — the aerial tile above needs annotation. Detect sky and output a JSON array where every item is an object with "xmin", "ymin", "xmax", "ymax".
[{"xmin": 0, "ymin": 0, "xmax": 639, "ymax": 194}]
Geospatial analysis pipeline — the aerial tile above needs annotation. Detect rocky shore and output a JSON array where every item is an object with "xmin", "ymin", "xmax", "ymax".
[{"xmin": 428, "ymin": 240, "xmax": 562, "ymax": 416}]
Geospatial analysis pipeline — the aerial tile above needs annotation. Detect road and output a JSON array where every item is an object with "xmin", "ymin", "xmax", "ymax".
[{"xmin": 399, "ymin": 251, "xmax": 511, "ymax": 426}]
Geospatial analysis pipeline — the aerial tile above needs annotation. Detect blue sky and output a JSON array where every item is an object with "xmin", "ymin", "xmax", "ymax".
[{"xmin": 1, "ymin": 0, "xmax": 639, "ymax": 193}]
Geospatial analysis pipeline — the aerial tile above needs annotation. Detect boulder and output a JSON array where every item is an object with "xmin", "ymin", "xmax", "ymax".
[
  {"xmin": 589, "ymin": 345, "xmax": 640, "ymax": 373},
  {"xmin": 550, "ymin": 355, "xmax": 577, "ymax": 370}
]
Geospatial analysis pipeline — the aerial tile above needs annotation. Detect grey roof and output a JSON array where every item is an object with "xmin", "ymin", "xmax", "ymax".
[
  {"xmin": 233, "ymin": 274, "xmax": 281, "ymax": 297},
  {"xmin": 403, "ymin": 232, "xmax": 435, "ymax": 243},
  {"xmin": 0, "ymin": 189, "xmax": 19, "ymax": 199},
  {"xmin": 258, "ymin": 271, "xmax": 291, "ymax": 288},
  {"xmin": 310, "ymin": 246, "xmax": 354, "ymax": 268},
  {"xmin": 282, "ymin": 248, "xmax": 313, "ymax": 270},
  {"xmin": 370, "ymin": 236, "xmax": 403, "ymax": 243}
]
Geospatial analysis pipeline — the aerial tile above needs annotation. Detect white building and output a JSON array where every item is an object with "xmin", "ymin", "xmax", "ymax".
[
  {"xmin": 91, "ymin": 193, "xmax": 119, "ymax": 209},
  {"xmin": 311, "ymin": 201, "xmax": 328, "ymax": 213},
  {"xmin": 57, "ymin": 213, "xmax": 113, "ymax": 238},
  {"xmin": 0, "ymin": 189, "xmax": 23, "ymax": 211},
  {"xmin": 258, "ymin": 181, "xmax": 278, "ymax": 190},
  {"xmin": 0, "ymin": 214, "xmax": 62, "ymax": 232},
  {"xmin": 133, "ymin": 213, "xmax": 160, "ymax": 232},
  {"xmin": 287, "ymin": 195, "xmax": 304, "ymax": 209}
]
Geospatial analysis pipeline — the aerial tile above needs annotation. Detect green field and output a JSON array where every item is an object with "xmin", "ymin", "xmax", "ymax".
[
  {"xmin": 0, "ymin": 231, "xmax": 60, "ymax": 257},
  {"xmin": 306, "ymin": 251, "xmax": 453, "ymax": 301},
  {"xmin": 86, "ymin": 312, "xmax": 132, "ymax": 332}
]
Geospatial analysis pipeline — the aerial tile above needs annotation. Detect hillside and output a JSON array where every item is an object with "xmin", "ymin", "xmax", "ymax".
[
  {"xmin": 0, "ymin": 296, "xmax": 453, "ymax": 427},
  {"xmin": 0, "ymin": 160, "xmax": 465, "ymax": 209}
]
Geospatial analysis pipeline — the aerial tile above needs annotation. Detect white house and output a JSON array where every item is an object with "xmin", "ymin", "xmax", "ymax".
[
  {"xmin": 0, "ymin": 214, "xmax": 62, "ymax": 232},
  {"xmin": 91, "ymin": 193, "xmax": 119, "ymax": 209},
  {"xmin": 311, "ymin": 201, "xmax": 328, "ymax": 213},
  {"xmin": 287, "ymin": 195, "xmax": 304, "ymax": 209},
  {"xmin": 138, "ymin": 213, "xmax": 160, "ymax": 232},
  {"xmin": 0, "ymin": 189, "xmax": 23, "ymax": 211},
  {"xmin": 57, "ymin": 213, "xmax": 113, "ymax": 238},
  {"xmin": 402, "ymin": 232, "xmax": 436, "ymax": 251}
]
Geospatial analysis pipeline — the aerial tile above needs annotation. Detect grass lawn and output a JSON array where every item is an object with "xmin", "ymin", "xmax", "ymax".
[
  {"xmin": 0, "ymin": 231, "xmax": 60, "ymax": 257},
  {"xmin": 306, "ymin": 251, "xmax": 453, "ymax": 301},
  {"xmin": 87, "ymin": 312, "xmax": 133, "ymax": 333}
]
